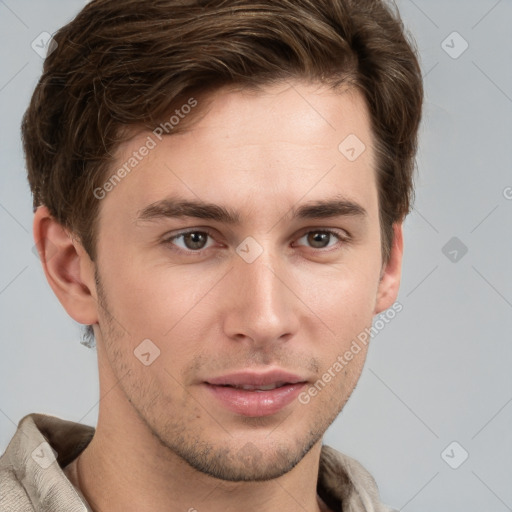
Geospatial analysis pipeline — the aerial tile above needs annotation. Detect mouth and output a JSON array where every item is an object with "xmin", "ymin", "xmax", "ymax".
[
  {"xmin": 215, "ymin": 381, "xmax": 291, "ymax": 391},
  {"xmin": 204, "ymin": 370, "xmax": 308, "ymax": 417}
]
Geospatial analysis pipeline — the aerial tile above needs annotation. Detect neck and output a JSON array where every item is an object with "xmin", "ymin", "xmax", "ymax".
[{"xmin": 71, "ymin": 429, "xmax": 329, "ymax": 512}]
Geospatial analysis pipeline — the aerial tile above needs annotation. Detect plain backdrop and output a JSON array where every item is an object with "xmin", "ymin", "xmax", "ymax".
[{"xmin": 0, "ymin": 1, "xmax": 511, "ymax": 510}]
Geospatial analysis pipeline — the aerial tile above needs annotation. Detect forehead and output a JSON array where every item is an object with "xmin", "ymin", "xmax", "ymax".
[
  {"xmin": 175, "ymin": 81, "xmax": 374, "ymax": 156},
  {"xmin": 100, "ymin": 81, "xmax": 378, "ymax": 226}
]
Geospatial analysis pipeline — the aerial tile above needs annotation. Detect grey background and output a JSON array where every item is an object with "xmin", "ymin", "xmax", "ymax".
[{"xmin": 1, "ymin": 1, "xmax": 511, "ymax": 510}]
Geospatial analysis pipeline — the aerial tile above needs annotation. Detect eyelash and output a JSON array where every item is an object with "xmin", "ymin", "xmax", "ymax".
[{"xmin": 162, "ymin": 228, "xmax": 350, "ymax": 255}]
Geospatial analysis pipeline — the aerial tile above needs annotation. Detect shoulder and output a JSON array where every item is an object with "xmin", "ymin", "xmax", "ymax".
[
  {"xmin": 0, "ymin": 415, "xmax": 37, "ymax": 511},
  {"xmin": 319, "ymin": 444, "xmax": 398, "ymax": 512},
  {"xmin": 0, "ymin": 412, "xmax": 94, "ymax": 512}
]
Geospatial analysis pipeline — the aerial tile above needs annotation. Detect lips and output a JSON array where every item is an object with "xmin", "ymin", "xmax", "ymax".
[
  {"xmin": 221, "ymin": 382, "xmax": 287, "ymax": 391},
  {"xmin": 206, "ymin": 369, "xmax": 305, "ymax": 387},
  {"xmin": 205, "ymin": 370, "xmax": 307, "ymax": 417}
]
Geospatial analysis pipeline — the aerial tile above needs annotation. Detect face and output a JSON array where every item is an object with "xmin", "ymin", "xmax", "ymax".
[{"xmin": 89, "ymin": 81, "xmax": 397, "ymax": 481}]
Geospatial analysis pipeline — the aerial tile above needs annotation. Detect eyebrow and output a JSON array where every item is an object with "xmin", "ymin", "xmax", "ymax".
[{"xmin": 136, "ymin": 194, "xmax": 367, "ymax": 224}]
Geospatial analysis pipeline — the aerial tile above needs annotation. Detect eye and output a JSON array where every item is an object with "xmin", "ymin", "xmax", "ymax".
[
  {"xmin": 294, "ymin": 229, "xmax": 347, "ymax": 250},
  {"xmin": 164, "ymin": 230, "xmax": 216, "ymax": 252},
  {"xmin": 163, "ymin": 228, "xmax": 349, "ymax": 255}
]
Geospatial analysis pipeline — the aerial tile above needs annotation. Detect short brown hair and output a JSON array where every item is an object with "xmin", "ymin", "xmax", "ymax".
[{"xmin": 23, "ymin": 0, "xmax": 422, "ymax": 265}]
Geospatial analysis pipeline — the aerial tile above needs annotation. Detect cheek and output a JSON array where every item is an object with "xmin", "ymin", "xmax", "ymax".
[
  {"xmin": 99, "ymin": 229, "xmax": 381, "ymax": 352},
  {"xmin": 103, "ymin": 258, "xmax": 208, "ymax": 333},
  {"xmin": 297, "ymin": 263, "xmax": 379, "ymax": 376},
  {"xmin": 298, "ymin": 350, "xmax": 368, "ymax": 427},
  {"xmin": 298, "ymin": 260, "xmax": 380, "ymax": 325}
]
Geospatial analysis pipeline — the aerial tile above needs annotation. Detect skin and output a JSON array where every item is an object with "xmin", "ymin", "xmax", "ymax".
[{"xmin": 34, "ymin": 80, "xmax": 403, "ymax": 512}]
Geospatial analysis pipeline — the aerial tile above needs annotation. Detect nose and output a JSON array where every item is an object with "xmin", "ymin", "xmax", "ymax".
[{"xmin": 221, "ymin": 245, "xmax": 300, "ymax": 350}]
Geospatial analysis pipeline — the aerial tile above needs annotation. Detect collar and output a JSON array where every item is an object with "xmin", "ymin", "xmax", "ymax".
[{"xmin": 1, "ymin": 413, "xmax": 392, "ymax": 512}]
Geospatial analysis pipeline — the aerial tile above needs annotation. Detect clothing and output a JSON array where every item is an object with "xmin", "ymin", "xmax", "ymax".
[{"xmin": 0, "ymin": 413, "xmax": 396, "ymax": 511}]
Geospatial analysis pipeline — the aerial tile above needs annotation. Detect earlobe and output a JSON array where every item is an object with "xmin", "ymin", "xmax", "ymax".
[
  {"xmin": 33, "ymin": 206, "xmax": 98, "ymax": 326},
  {"xmin": 374, "ymin": 222, "xmax": 404, "ymax": 315}
]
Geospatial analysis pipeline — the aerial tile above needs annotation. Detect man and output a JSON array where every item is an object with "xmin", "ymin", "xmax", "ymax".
[{"xmin": 0, "ymin": 0, "xmax": 423, "ymax": 510}]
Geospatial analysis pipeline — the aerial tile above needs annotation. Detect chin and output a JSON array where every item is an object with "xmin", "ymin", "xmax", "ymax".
[{"xmin": 172, "ymin": 432, "xmax": 322, "ymax": 482}]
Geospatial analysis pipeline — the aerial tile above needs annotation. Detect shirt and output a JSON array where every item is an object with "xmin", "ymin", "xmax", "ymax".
[{"xmin": 0, "ymin": 413, "xmax": 396, "ymax": 511}]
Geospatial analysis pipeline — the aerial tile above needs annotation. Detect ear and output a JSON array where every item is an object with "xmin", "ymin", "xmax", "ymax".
[
  {"xmin": 374, "ymin": 222, "xmax": 403, "ymax": 315},
  {"xmin": 33, "ymin": 206, "xmax": 98, "ymax": 326}
]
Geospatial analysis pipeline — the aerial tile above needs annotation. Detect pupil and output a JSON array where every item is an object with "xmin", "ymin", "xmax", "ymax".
[
  {"xmin": 309, "ymin": 232, "xmax": 329, "ymax": 248},
  {"xmin": 186, "ymin": 232, "xmax": 206, "ymax": 250}
]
